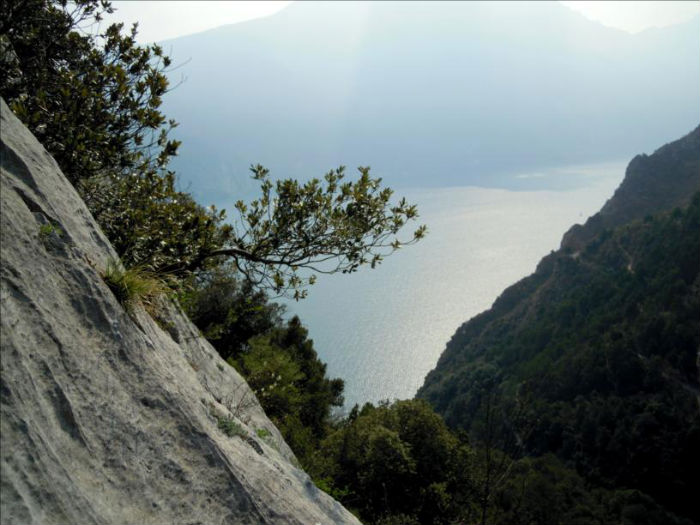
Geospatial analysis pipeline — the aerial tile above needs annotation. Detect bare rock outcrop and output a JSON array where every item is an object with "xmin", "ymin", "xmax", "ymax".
[{"xmin": 0, "ymin": 98, "xmax": 361, "ymax": 525}]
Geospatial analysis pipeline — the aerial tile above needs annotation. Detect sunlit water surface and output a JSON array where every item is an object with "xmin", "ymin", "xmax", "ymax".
[{"xmin": 283, "ymin": 162, "xmax": 626, "ymax": 409}]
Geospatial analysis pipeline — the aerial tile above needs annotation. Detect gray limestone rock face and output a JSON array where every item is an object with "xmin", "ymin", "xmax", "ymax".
[{"xmin": 0, "ymin": 98, "xmax": 362, "ymax": 525}]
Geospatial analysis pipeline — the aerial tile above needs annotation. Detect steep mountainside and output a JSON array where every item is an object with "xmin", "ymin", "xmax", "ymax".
[
  {"xmin": 418, "ymin": 127, "xmax": 700, "ymax": 522},
  {"xmin": 0, "ymin": 99, "xmax": 361, "ymax": 524},
  {"xmin": 562, "ymin": 125, "xmax": 700, "ymax": 250}
]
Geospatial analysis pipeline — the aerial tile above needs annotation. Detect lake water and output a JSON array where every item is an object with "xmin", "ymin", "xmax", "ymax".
[{"xmin": 283, "ymin": 161, "xmax": 626, "ymax": 409}]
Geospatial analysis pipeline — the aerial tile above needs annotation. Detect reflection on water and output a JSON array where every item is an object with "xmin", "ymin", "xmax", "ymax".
[{"xmin": 283, "ymin": 162, "xmax": 626, "ymax": 409}]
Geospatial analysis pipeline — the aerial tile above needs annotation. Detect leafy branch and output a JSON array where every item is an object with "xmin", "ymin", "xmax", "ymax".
[{"xmin": 201, "ymin": 165, "xmax": 427, "ymax": 299}]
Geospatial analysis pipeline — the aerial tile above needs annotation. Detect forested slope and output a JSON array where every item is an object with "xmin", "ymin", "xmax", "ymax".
[{"xmin": 418, "ymin": 128, "xmax": 700, "ymax": 522}]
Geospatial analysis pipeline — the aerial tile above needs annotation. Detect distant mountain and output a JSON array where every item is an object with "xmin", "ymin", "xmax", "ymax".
[
  {"xmin": 417, "ymin": 127, "xmax": 700, "ymax": 522},
  {"xmin": 157, "ymin": 1, "xmax": 699, "ymax": 207}
]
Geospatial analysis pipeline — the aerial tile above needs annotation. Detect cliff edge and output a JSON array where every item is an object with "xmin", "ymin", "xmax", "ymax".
[{"xmin": 0, "ymin": 98, "xmax": 361, "ymax": 525}]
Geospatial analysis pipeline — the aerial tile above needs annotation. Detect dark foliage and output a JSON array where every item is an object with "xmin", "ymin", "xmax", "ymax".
[
  {"xmin": 308, "ymin": 399, "xmax": 692, "ymax": 525},
  {"xmin": 419, "ymin": 194, "xmax": 700, "ymax": 522},
  {"xmin": 0, "ymin": 0, "xmax": 232, "ymax": 276},
  {"xmin": 310, "ymin": 400, "xmax": 473, "ymax": 524},
  {"xmin": 0, "ymin": 0, "xmax": 180, "ymax": 185},
  {"xmin": 180, "ymin": 264, "xmax": 283, "ymax": 360}
]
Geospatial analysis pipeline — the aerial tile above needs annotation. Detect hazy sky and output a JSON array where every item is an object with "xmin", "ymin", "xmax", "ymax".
[
  {"xmin": 103, "ymin": 1, "xmax": 291, "ymax": 42},
  {"xmin": 105, "ymin": 1, "xmax": 699, "ymax": 44},
  {"xmin": 560, "ymin": 1, "xmax": 700, "ymax": 33}
]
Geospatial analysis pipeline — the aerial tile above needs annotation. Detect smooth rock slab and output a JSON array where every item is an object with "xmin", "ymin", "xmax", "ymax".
[{"xmin": 0, "ymin": 98, "xmax": 361, "ymax": 525}]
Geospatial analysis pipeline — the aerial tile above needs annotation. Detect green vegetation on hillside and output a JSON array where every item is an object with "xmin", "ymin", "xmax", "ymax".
[
  {"xmin": 302, "ymin": 398, "xmax": 692, "ymax": 525},
  {"xmin": 0, "ymin": 0, "xmax": 421, "ymax": 511},
  {"xmin": 419, "ymin": 194, "xmax": 700, "ymax": 522},
  {"xmin": 181, "ymin": 208, "xmax": 700, "ymax": 525}
]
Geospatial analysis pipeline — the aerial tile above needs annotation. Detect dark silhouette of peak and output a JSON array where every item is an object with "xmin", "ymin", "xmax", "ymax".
[
  {"xmin": 418, "ymin": 127, "xmax": 700, "ymax": 522},
  {"xmin": 562, "ymin": 125, "xmax": 700, "ymax": 250}
]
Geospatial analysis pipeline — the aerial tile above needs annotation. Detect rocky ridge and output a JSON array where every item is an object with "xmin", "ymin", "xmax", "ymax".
[
  {"xmin": 0, "ymin": 98, "xmax": 361, "ymax": 525},
  {"xmin": 561, "ymin": 125, "xmax": 700, "ymax": 250},
  {"xmin": 416, "ymin": 125, "xmax": 700, "ymax": 522}
]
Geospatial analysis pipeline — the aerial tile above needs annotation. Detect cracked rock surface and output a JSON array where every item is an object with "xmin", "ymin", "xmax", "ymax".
[{"xmin": 0, "ymin": 98, "xmax": 361, "ymax": 525}]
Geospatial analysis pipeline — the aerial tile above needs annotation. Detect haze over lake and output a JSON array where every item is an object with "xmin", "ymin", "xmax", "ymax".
[
  {"xmin": 163, "ymin": 1, "xmax": 698, "ymax": 199},
  {"xmin": 154, "ymin": 1, "xmax": 697, "ymax": 408},
  {"xmin": 283, "ymin": 162, "xmax": 625, "ymax": 408}
]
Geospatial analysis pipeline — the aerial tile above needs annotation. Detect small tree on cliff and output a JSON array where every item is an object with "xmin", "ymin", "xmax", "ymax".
[
  {"xmin": 197, "ymin": 164, "xmax": 426, "ymax": 299},
  {"xmin": 0, "ymin": 0, "xmax": 425, "ymax": 297}
]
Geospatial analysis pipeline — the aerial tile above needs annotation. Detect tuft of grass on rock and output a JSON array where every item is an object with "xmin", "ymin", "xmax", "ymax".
[
  {"xmin": 256, "ymin": 428, "xmax": 272, "ymax": 439},
  {"xmin": 38, "ymin": 223, "xmax": 65, "ymax": 249},
  {"xmin": 101, "ymin": 257, "xmax": 168, "ymax": 314},
  {"xmin": 38, "ymin": 222, "xmax": 64, "ymax": 241},
  {"xmin": 216, "ymin": 415, "xmax": 247, "ymax": 438},
  {"xmin": 255, "ymin": 427, "xmax": 280, "ymax": 452},
  {"xmin": 208, "ymin": 403, "xmax": 248, "ymax": 439}
]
